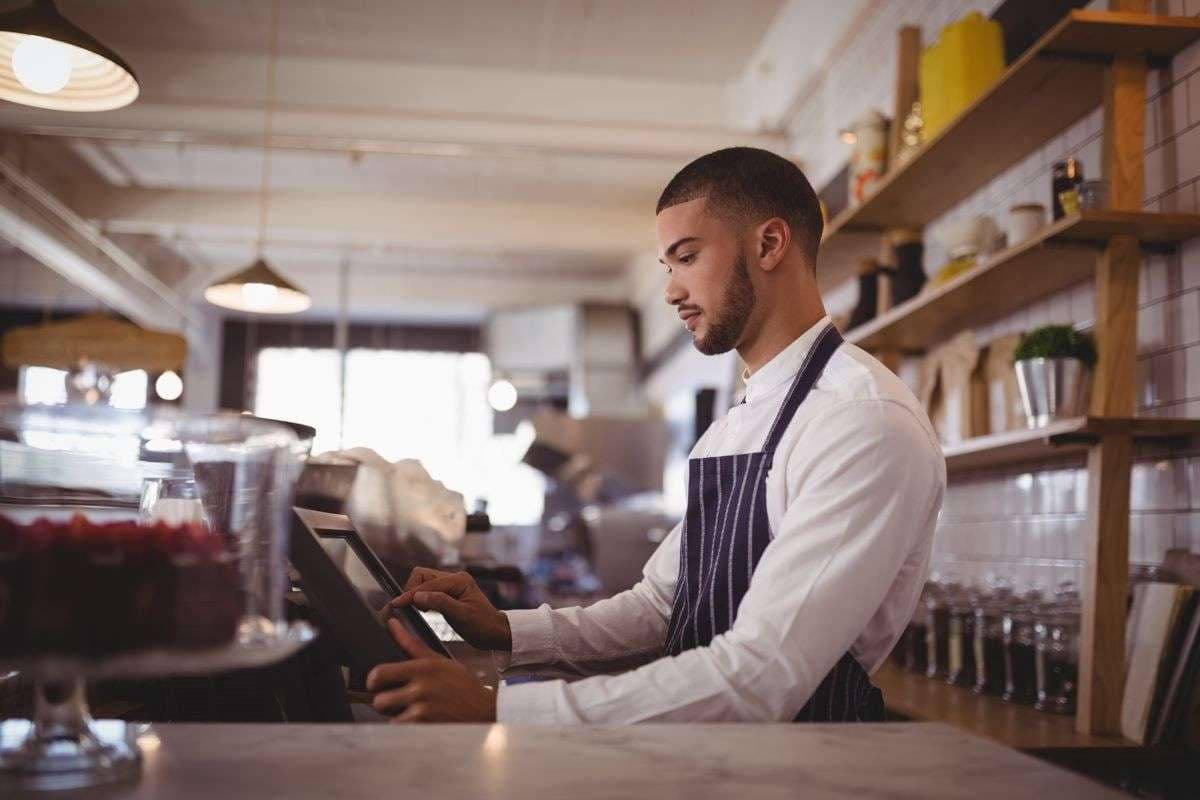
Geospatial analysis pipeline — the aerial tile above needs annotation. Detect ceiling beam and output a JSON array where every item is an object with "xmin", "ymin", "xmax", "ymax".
[
  {"xmin": 0, "ymin": 101, "xmax": 788, "ymax": 164},
  {"xmin": 69, "ymin": 186, "xmax": 656, "ymax": 256},
  {"xmin": 0, "ymin": 47, "xmax": 789, "ymax": 163},
  {"xmin": 288, "ymin": 268, "xmax": 629, "ymax": 316},
  {"xmin": 0, "ymin": 157, "xmax": 203, "ymax": 346}
]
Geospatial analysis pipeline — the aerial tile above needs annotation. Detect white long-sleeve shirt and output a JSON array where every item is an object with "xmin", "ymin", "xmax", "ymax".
[{"xmin": 496, "ymin": 317, "xmax": 945, "ymax": 723}]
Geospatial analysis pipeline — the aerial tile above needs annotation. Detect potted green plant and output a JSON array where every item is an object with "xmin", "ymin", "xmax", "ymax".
[{"xmin": 1012, "ymin": 325, "xmax": 1096, "ymax": 429}]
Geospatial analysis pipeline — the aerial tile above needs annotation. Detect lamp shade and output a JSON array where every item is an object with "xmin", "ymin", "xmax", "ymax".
[
  {"xmin": 204, "ymin": 258, "xmax": 311, "ymax": 314},
  {"xmin": 1, "ymin": 313, "xmax": 186, "ymax": 372},
  {"xmin": 0, "ymin": 0, "xmax": 138, "ymax": 111}
]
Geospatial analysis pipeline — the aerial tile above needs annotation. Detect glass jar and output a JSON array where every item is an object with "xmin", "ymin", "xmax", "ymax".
[
  {"xmin": 1077, "ymin": 179, "xmax": 1108, "ymax": 211},
  {"xmin": 947, "ymin": 586, "xmax": 980, "ymax": 687},
  {"xmin": 1003, "ymin": 589, "xmax": 1042, "ymax": 704},
  {"xmin": 924, "ymin": 578, "xmax": 956, "ymax": 680},
  {"xmin": 974, "ymin": 585, "xmax": 1013, "ymax": 695},
  {"xmin": 904, "ymin": 584, "xmax": 932, "ymax": 674},
  {"xmin": 1035, "ymin": 605, "xmax": 1080, "ymax": 714},
  {"xmin": 0, "ymin": 402, "xmax": 310, "ymax": 791}
]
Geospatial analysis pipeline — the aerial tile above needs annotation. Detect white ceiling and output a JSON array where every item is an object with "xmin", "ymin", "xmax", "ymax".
[
  {"xmin": 0, "ymin": 0, "xmax": 868, "ymax": 323},
  {"xmin": 51, "ymin": 0, "xmax": 788, "ymax": 82}
]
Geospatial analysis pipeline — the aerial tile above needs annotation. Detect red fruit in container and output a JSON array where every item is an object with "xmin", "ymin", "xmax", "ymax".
[{"xmin": 0, "ymin": 514, "xmax": 245, "ymax": 657}]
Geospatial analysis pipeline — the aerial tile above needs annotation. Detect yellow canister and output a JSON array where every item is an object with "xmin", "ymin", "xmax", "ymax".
[{"xmin": 920, "ymin": 12, "xmax": 1005, "ymax": 139}]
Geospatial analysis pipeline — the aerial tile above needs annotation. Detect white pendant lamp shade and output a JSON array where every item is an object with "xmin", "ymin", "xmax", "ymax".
[
  {"xmin": 204, "ymin": 258, "xmax": 312, "ymax": 315},
  {"xmin": 0, "ymin": 0, "xmax": 138, "ymax": 111}
]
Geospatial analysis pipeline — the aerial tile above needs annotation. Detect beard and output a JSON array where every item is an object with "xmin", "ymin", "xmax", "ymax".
[{"xmin": 693, "ymin": 250, "xmax": 755, "ymax": 355}]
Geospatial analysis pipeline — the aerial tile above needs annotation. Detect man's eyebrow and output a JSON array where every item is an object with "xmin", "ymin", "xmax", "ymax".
[{"xmin": 659, "ymin": 236, "xmax": 701, "ymax": 264}]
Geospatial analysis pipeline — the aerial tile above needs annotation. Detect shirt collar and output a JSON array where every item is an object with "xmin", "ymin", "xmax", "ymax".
[{"xmin": 741, "ymin": 315, "xmax": 833, "ymax": 404}]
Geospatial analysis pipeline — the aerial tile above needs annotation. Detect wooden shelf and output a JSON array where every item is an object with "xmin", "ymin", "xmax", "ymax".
[
  {"xmin": 817, "ymin": 10, "xmax": 1200, "ymax": 293},
  {"xmin": 874, "ymin": 662, "xmax": 1131, "ymax": 750},
  {"xmin": 942, "ymin": 416, "xmax": 1200, "ymax": 473},
  {"xmin": 846, "ymin": 211, "xmax": 1200, "ymax": 353}
]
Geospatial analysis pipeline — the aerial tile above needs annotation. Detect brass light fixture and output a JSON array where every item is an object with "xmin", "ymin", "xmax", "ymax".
[
  {"xmin": 0, "ymin": 0, "xmax": 138, "ymax": 111},
  {"xmin": 204, "ymin": 0, "xmax": 310, "ymax": 315}
]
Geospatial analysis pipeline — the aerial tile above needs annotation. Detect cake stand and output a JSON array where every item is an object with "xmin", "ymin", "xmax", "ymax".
[
  {"xmin": 1, "ymin": 403, "xmax": 310, "ymax": 791},
  {"xmin": 0, "ymin": 619, "xmax": 314, "ymax": 792}
]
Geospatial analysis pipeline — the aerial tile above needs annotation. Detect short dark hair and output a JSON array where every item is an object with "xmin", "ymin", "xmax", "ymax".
[{"xmin": 656, "ymin": 147, "xmax": 823, "ymax": 266}]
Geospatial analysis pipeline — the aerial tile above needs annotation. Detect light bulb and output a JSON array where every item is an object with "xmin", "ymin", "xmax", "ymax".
[
  {"xmin": 240, "ymin": 282, "xmax": 279, "ymax": 310},
  {"xmin": 11, "ymin": 36, "xmax": 72, "ymax": 94},
  {"xmin": 487, "ymin": 379, "xmax": 517, "ymax": 412},
  {"xmin": 155, "ymin": 370, "xmax": 183, "ymax": 402}
]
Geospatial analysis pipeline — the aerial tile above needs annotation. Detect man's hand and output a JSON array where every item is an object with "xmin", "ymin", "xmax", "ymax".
[
  {"xmin": 368, "ymin": 617, "xmax": 497, "ymax": 723},
  {"xmin": 389, "ymin": 567, "xmax": 512, "ymax": 652}
]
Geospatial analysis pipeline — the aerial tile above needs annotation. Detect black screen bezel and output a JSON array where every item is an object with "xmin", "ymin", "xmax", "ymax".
[{"xmin": 288, "ymin": 508, "xmax": 452, "ymax": 675}]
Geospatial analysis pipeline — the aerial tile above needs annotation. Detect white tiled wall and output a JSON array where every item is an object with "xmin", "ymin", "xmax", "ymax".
[{"xmin": 788, "ymin": 0, "xmax": 1200, "ymax": 590}]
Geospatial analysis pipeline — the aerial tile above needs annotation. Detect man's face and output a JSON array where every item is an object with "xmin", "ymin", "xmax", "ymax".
[{"xmin": 657, "ymin": 197, "xmax": 756, "ymax": 356}]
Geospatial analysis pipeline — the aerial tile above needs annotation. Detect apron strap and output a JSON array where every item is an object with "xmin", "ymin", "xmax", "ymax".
[{"xmin": 762, "ymin": 323, "xmax": 843, "ymax": 456}]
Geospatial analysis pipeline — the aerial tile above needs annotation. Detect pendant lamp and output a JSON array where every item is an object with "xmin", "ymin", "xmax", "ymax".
[
  {"xmin": 0, "ymin": 0, "xmax": 138, "ymax": 111},
  {"xmin": 204, "ymin": 258, "xmax": 310, "ymax": 314},
  {"xmin": 204, "ymin": 0, "xmax": 310, "ymax": 315}
]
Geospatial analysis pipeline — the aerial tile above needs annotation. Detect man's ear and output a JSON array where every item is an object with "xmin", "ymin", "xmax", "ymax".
[{"xmin": 756, "ymin": 218, "xmax": 790, "ymax": 273}]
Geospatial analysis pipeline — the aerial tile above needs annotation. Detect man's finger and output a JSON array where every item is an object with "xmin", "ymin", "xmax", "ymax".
[
  {"xmin": 387, "ymin": 617, "xmax": 438, "ymax": 659},
  {"xmin": 390, "ymin": 702, "xmax": 429, "ymax": 724},
  {"xmin": 409, "ymin": 590, "xmax": 470, "ymax": 619},
  {"xmin": 402, "ymin": 567, "xmax": 455, "ymax": 592},
  {"xmin": 366, "ymin": 659, "xmax": 424, "ymax": 691},
  {"xmin": 413, "ymin": 573, "xmax": 471, "ymax": 598},
  {"xmin": 392, "ymin": 575, "xmax": 469, "ymax": 608},
  {"xmin": 372, "ymin": 684, "xmax": 422, "ymax": 715}
]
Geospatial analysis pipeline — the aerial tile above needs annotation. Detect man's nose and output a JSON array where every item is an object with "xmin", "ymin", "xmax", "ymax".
[{"xmin": 664, "ymin": 273, "xmax": 686, "ymax": 306}]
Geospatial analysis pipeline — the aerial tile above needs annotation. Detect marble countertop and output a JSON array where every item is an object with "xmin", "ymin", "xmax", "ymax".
[{"xmin": 71, "ymin": 721, "xmax": 1126, "ymax": 799}]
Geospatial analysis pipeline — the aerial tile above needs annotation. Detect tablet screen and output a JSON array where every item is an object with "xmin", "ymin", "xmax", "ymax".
[
  {"xmin": 326, "ymin": 537, "xmax": 390, "ymax": 607},
  {"xmin": 419, "ymin": 610, "xmax": 463, "ymax": 643},
  {"xmin": 318, "ymin": 534, "xmax": 461, "ymax": 644}
]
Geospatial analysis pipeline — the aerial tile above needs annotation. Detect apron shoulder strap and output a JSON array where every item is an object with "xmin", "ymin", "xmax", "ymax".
[{"xmin": 762, "ymin": 323, "xmax": 843, "ymax": 456}]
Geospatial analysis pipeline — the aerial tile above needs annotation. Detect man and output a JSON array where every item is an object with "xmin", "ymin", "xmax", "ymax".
[{"xmin": 367, "ymin": 147, "xmax": 945, "ymax": 723}]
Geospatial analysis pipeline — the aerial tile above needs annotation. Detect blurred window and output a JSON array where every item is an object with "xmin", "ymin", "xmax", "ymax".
[
  {"xmin": 254, "ymin": 347, "xmax": 543, "ymax": 524},
  {"xmin": 19, "ymin": 366, "xmax": 147, "ymax": 410}
]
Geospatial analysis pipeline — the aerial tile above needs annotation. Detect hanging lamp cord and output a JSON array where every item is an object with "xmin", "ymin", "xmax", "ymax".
[{"xmin": 255, "ymin": 0, "xmax": 280, "ymax": 258}]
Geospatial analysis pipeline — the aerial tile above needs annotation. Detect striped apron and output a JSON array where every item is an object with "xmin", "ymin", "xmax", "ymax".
[{"xmin": 663, "ymin": 323, "xmax": 884, "ymax": 722}]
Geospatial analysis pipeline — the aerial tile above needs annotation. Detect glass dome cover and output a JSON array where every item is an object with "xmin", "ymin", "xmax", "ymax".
[{"xmin": 0, "ymin": 401, "xmax": 314, "ymax": 792}]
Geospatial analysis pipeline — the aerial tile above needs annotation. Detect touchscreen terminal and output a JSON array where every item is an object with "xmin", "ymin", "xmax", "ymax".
[
  {"xmin": 288, "ymin": 508, "xmax": 452, "ymax": 678},
  {"xmin": 316, "ymin": 530, "xmax": 452, "ymax": 656}
]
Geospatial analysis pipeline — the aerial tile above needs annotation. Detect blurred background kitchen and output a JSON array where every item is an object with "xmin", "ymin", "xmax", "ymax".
[{"xmin": 2, "ymin": 0, "xmax": 1200, "ymax": 794}]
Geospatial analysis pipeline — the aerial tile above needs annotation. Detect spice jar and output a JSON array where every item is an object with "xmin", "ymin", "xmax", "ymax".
[
  {"xmin": 1003, "ymin": 587, "xmax": 1043, "ymax": 704},
  {"xmin": 973, "ymin": 581, "xmax": 1013, "ymax": 695},
  {"xmin": 947, "ymin": 585, "xmax": 980, "ymax": 687}
]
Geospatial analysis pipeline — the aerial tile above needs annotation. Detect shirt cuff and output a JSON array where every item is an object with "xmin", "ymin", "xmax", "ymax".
[
  {"xmin": 496, "ymin": 679, "xmax": 569, "ymax": 724},
  {"xmin": 495, "ymin": 606, "xmax": 558, "ymax": 670}
]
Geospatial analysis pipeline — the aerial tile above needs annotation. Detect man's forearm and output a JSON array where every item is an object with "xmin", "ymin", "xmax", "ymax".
[{"xmin": 497, "ymin": 583, "xmax": 672, "ymax": 677}]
